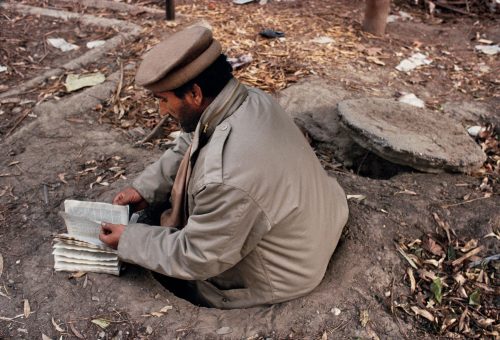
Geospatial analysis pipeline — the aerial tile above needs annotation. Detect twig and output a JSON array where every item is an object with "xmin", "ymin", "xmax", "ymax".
[
  {"xmin": 451, "ymin": 246, "xmax": 484, "ymax": 267},
  {"xmin": 6, "ymin": 109, "xmax": 31, "ymax": 136},
  {"xmin": 441, "ymin": 196, "xmax": 493, "ymax": 208},
  {"xmin": 136, "ymin": 114, "xmax": 170, "ymax": 144}
]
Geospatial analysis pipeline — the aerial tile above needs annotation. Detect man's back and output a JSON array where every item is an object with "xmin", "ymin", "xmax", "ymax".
[{"xmin": 186, "ymin": 83, "xmax": 349, "ymax": 308}]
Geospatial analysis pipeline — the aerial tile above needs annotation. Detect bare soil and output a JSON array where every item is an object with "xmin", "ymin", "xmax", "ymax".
[{"xmin": 0, "ymin": 1, "xmax": 498, "ymax": 339}]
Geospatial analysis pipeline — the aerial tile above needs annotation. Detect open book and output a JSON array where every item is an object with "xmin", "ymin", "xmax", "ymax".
[{"xmin": 53, "ymin": 200, "xmax": 129, "ymax": 276}]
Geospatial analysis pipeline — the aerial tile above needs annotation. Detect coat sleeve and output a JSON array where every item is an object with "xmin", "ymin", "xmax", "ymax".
[
  {"xmin": 132, "ymin": 132, "xmax": 192, "ymax": 205},
  {"xmin": 117, "ymin": 183, "xmax": 271, "ymax": 280}
]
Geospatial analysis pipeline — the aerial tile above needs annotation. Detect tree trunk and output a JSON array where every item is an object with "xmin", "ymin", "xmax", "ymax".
[{"xmin": 362, "ymin": 0, "xmax": 391, "ymax": 36}]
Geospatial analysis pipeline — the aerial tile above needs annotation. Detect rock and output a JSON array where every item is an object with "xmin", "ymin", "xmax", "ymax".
[
  {"xmin": 397, "ymin": 93, "xmax": 425, "ymax": 108},
  {"xmin": 331, "ymin": 307, "xmax": 341, "ymax": 316},
  {"xmin": 276, "ymin": 77, "xmax": 365, "ymax": 167},
  {"xmin": 216, "ymin": 326, "xmax": 232, "ymax": 335},
  {"xmin": 443, "ymin": 101, "xmax": 500, "ymax": 127},
  {"xmin": 337, "ymin": 98, "xmax": 486, "ymax": 173}
]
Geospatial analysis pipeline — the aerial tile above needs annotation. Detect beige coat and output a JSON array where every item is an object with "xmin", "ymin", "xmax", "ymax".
[{"xmin": 118, "ymin": 78, "xmax": 349, "ymax": 309}]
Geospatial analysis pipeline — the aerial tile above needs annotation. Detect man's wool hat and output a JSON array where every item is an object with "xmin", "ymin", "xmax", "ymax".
[{"xmin": 135, "ymin": 26, "xmax": 222, "ymax": 92}]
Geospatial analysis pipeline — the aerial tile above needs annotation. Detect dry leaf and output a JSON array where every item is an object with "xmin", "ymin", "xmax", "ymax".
[
  {"xmin": 423, "ymin": 259, "xmax": 440, "ymax": 267},
  {"xmin": 366, "ymin": 56, "xmax": 385, "ymax": 66},
  {"xmin": 69, "ymin": 271, "xmax": 86, "ymax": 279},
  {"xmin": 359, "ymin": 310, "xmax": 369, "ymax": 327},
  {"xmin": 458, "ymin": 308, "xmax": 468, "ymax": 332},
  {"xmin": 411, "ymin": 306, "xmax": 435, "ymax": 322},
  {"xmin": 42, "ymin": 334, "xmax": 52, "ymax": 340},
  {"xmin": 159, "ymin": 305, "xmax": 173, "ymax": 313},
  {"xmin": 52, "ymin": 317, "xmax": 64, "ymax": 332},
  {"xmin": 407, "ymin": 268, "xmax": 416, "ymax": 293},
  {"xmin": 70, "ymin": 322, "xmax": 84, "ymax": 339},
  {"xmin": 396, "ymin": 243, "xmax": 418, "ymax": 269},
  {"xmin": 58, "ymin": 173, "xmax": 68, "ymax": 184},
  {"xmin": 477, "ymin": 318, "xmax": 495, "ymax": 328},
  {"xmin": 91, "ymin": 318, "xmax": 110, "ymax": 329},
  {"xmin": 483, "ymin": 232, "xmax": 500, "ymax": 240},
  {"xmin": 321, "ymin": 331, "xmax": 328, "ymax": 340},
  {"xmin": 23, "ymin": 299, "xmax": 30, "ymax": 318},
  {"xmin": 422, "ymin": 236, "xmax": 444, "ymax": 256},
  {"xmin": 460, "ymin": 239, "xmax": 478, "ymax": 252},
  {"xmin": 346, "ymin": 194, "xmax": 366, "ymax": 201},
  {"xmin": 453, "ymin": 273, "xmax": 466, "ymax": 285}
]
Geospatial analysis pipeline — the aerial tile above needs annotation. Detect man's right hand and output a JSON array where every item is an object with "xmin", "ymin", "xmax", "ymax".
[{"xmin": 113, "ymin": 187, "xmax": 148, "ymax": 212}]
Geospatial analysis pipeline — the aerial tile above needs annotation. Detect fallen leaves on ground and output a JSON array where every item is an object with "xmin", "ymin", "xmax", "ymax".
[{"xmin": 393, "ymin": 213, "xmax": 499, "ymax": 338}]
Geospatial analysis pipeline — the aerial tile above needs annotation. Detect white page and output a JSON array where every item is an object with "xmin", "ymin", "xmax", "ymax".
[
  {"xmin": 64, "ymin": 200, "xmax": 129, "ymax": 224},
  {"xmin": 52, "ymin": 248, "xmax": 118, "ymax": 261},
  {"xmin": 55, "ymin": 234, "xmax": 113, "ymax": 251},
  {"xmin": 59, "ymin": 212, "xmax": 104, "ymax": 245},
  {"xmin": 55, "ymin": 256, "xmax": 118, "ymax": 267},
  {"xmin": 53, "ymin": 242, "xmax": 116, "ymax": 254},
  {"xmin": 54, "ymin": 262, "xmax": 120, "ymax": 276}
]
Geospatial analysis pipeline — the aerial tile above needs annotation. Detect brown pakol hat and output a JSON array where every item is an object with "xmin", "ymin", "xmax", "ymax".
[{"xmin": 135, "ymin": 26, "xmax": 222, "ymax": 92}]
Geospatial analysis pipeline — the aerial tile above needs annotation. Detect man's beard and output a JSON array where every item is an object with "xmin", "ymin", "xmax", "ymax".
[{"xmin": 177, "ymin": 106, "xmax": 201, "ymax": 133}]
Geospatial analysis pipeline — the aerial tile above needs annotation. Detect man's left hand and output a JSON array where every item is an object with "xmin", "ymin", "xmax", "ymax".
[{"xmin": 99, "ymin": 223, "xmax": 126, "ymax": 250}]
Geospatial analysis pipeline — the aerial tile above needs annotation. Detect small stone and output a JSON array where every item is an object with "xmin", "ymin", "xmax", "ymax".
[
  {"xmin": 99, "ymin": 331, "xmax": 105, "ymax": 338},
  {"xmin": 385, "ymin": 291, "xmax": 391, "ymax": 297},
  {"xmin": 216, "ymin": 327, "xmax": 232, "ymax": 335},
  {"xmin": 331, "ymin": 307, "xmax": 341, "ymax": 316},
  {"xmin": 15, "ymin": 260, "xmax": 20, "ymax": 264},
  {"xmin": 92, "ymin": 296, "xmax": 100, "ymax": 302},
  {"xmin": 146, "ymin": 326, "xmax": 153, "ymax": 335}
]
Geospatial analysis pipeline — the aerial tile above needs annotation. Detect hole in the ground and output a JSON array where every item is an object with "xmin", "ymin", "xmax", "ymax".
[
  {"xmin": 350, "ymin": 150, "xmax": 417, "ymax": 179},
  {"xmin": 314, "ymin": 141, "xmax": 415, "ymax": 180},
  {"xmin": 152, "ymin": 272, "xmax": 211, "ymax": 307}
]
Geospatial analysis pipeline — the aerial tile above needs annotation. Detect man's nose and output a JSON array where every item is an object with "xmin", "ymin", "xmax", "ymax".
[{"xmin": 159, "ymin": 100, "xmax": 170, "ymax": 116}]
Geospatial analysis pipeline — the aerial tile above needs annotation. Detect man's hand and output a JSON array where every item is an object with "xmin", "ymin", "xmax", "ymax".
[
  {"xmin": 99, "ymin": 223, "xmax": 126, "ymax": 250},
  {"xmin": 113, "ymin": 187, "xmax": 148, "ymax": 212}
]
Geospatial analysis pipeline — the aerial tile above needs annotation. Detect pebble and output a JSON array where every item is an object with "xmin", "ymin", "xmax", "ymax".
[
  {"xmin": 331, "ymin": 307, "xmax": 341, "ymax": 316},
  {"xmin": 216, "ymin": 327, "xmax": 232, "ymax": 335}
]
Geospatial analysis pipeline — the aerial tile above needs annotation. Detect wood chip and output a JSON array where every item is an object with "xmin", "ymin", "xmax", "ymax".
[
  {"xmin": 23, "ymin": 299, "xmax": 30, "ymax": 318},
  {"xmin": 407, "ymin": 268, "xmax": 416, "ymax": 293},
  {"xmin": 452, "ymin": 246, "xmax": 484, "ymax": 267}
]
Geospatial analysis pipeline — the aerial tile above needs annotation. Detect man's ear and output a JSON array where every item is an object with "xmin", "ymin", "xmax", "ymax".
[{"xmin": 188, "ymin": 84, "xmax": 203, "ymax": 107}]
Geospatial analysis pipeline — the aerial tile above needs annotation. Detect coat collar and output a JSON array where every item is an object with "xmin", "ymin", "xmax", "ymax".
[{"xmin": 190, "ymin": 78, "xmax": 248, "ymax": 157}]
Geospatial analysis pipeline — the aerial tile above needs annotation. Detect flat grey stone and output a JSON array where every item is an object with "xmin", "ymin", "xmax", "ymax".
[
  {"xmin": 337, "ymin": 98, "xmax": 487, "ymax": 173},
  {"xmin": 276, "ymin": 77, "xmax": 366, "ymax": 166}
]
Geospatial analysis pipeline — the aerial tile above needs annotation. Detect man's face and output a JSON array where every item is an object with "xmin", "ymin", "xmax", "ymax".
[{"xmin": 155, "ymin": 91, "xmax": 202, "ymax": 133}]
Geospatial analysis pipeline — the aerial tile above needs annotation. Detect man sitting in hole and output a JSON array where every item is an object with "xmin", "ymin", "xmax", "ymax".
[{"xmin": 99, "ymin": 26, "xmax": 349, "ymax": 309}]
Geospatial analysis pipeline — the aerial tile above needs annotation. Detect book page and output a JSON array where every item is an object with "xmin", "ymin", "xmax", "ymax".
[
  {"xmin": 64, "ymin": 200, "xmax": 129, "ymax": 225},
  {"xmin": 52, "ymin": 248, "xmax": 118, "ymax": 262},
  {"xmin": 54, "ymin": 262, "xmax": 120, "ymax": 276},
  {"xmin": 59, "ymin": 212, "xmax": 104, "ymax": 245},
  {"xmin": 53, "ymin": 242, "xmax": 116, "ymax": 254}
]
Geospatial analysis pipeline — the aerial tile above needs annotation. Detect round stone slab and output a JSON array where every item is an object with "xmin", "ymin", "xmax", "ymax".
[{"xmin": 337, "ymin": 98, "xmax": 486, "ymax": 173}]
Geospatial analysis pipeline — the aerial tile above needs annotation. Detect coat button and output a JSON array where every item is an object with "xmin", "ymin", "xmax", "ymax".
[{"xmin": 219, "ymin": 123, "xmax": 228, "ymax": 131}]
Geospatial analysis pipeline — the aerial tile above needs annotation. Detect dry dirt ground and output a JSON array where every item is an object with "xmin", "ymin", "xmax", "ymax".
[{"xmin": 0, "ymin": 0, "xmax": 499, "ymax": 339}]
